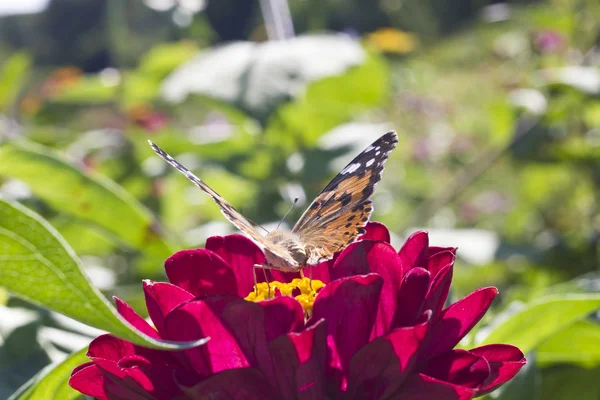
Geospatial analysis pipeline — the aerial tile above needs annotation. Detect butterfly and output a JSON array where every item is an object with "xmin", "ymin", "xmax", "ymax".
[{"xmin": 149, "ymin": 130, "xmax": 398, "ymax": 272}]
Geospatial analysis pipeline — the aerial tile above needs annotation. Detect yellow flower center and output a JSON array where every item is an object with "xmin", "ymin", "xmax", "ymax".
[{"xmin": 245, "ymin": 277, "xmax": 325, "ymax": 316}]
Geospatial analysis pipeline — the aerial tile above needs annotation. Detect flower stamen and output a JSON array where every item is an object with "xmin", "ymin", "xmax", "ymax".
[{"xmin": 245, "ymin": 277, "xmax": 325, "ymax": 316}]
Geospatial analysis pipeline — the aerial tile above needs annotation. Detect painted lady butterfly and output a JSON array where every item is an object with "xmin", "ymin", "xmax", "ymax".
[{"xmin": 149, "ymin": 131, "xmax": 398, "ymax": 272}]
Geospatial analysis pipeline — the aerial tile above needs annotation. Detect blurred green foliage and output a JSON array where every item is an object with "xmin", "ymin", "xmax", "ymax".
[{"xmin": 1, "ymin": 0, "xmax": 600, "ymax": 398}]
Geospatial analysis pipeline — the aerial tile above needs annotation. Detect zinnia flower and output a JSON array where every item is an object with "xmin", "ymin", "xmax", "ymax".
[{"xmin": 69, "ymin": 222, "xmax": 525, "ymax": 399}]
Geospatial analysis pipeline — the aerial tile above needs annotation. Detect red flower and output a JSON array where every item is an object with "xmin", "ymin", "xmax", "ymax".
[{"xmin": 69, "ymin": 223, "xmax": 525, "ymax": 399}]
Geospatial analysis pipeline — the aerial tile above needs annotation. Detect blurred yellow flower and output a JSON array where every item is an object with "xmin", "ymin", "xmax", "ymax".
[{"xmin": 366, "ymin": 27, "xmax": 418, "ymax": 54}]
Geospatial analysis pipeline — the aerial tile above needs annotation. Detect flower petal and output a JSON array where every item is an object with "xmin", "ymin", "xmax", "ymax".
[
  {"xmin": 423, "ymin": 264, "xmax": 453, "ymax": 322},
  {"xmin": 93, "ymin": 357, "xmax": 158, "ymax": 399},
  {"xmin": 116, "ymin": 355, "xmax": 185, "ymax": 398},
  {"xmin": 426, "ymin": 250, "xmax": 455, "ymax": 280},
  {"xmin": 310, "ymin": 256, "xmax": 339, "ymax": 284},
  {"xmin": 165, "ymin": 248, "xmax": 238, "ymax": 297},
  {"xmin": 428, "ymin": 246, "xmax": 457, "ymax": 258},
  {"xmin": 359, "ymin": 222, "xmax": 391, "ymax": 243},
  {"xmin": 203, "ymin": 296, "xmax": 278, "ymax": 391},
  {"xmin": 69, "ymin": 363, "xmax": 109, "ymax": 400},
  {"xmin": 260, "ymin": 296, "xmax": 305, "ymax": 341},
  {"xmin": 398, "ymin": 231, "xmax": 429, "ymax": 270},
  {"xmin": 88, "ymin": 334, "xmax": 175, "ymax": 371},
  {"xmin": 163, "ymin": 298, "xmax": 250, "ymax": 375},
  {"xmin": 271, "ymin": 270, "xmax": 302, "ymax": 284},
  {"xmin": 347, "ymin": 312, "xmax": 431, "ymax": 399},
  {"xmin": 469, "ymin": 344, "xmax": 526, "ymax": 395},
  {"xmin": 143, "ymin": 280, "xmax": 194, "ymax": 334},
  {"xmin": 422, "ymin": 349, "xmax": 491, "ymax": 389},
  {"xmin": 309, "ymin": 274, "xmax": 383, "ymax": 393},
  {"xmin": 179, "ymin": 368, "xmax": 274, "ymax": 399},
  {"xmin": 113, "ymin": 297, "xmax": 160, "ymax": 339},
  {"xmin": 269, "ymin": 319, "xmax": 328, "ymax": 400},
  {"xmin": 331, "ymin": 240, "xmax": 403, "ymax": 338},
  {"xmin": 397, "ymin": 373, "xmax": 477, "ymax": 400},
  {"xmin": 205, "ymin": 234, "xmax": 267, "ymax": 296},
  {"xmin": 88, "ymin": 334, "xmax": 135, "ymax": 361},
  {"xmin": 423, "ymin": 287, "xmax": 498, "ymax": 360},
  {"xmin": 393, "ymin": 267, "xmax": 430, "ymax": 328}
]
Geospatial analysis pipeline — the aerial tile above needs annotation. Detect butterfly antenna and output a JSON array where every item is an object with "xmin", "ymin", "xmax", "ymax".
[{"xmin": 277, "ymin": 197, "xmax": 299, "ymax": 230}]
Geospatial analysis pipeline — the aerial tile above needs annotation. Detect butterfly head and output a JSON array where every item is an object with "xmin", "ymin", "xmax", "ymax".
[{"xmin": 264, "ymin": 231, "xmax": 307, "ymax": 271}]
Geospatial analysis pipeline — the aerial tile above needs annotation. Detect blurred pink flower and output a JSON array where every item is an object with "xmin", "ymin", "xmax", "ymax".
[{"xmin": 534, "ymin": 30, "xmax": 566, "ymax": 53}]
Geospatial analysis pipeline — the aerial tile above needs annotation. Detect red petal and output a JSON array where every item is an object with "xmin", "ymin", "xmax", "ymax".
[
  {"xmin": 398, "ymin": 231, "xmax": 429, "ymax": 270},
  {"xmin": 423, "ymin": 287, "xmax": 498, "ymax": 360},
  {"xmin": 163, "ymin": 299, "xmax": 250, "ymax": 375},
  {"xmin": 397, "ymin": 373, "xmax": 477, "ymax": 400},
  {"xmin": 143, "ymin": 280, "xmax": 194, "ymax": 334},
  {"xmin": 269, "ymin": 319, "xmax": 328, "ymax": 400},
  {"xmin": 422, "ymin": 349, "xmax": 491, "ymax": 389},
  {"xmin": 310, "ymin": 255, "xmax": 339, "ymax": 284},
  {"xmin": 359, "ymin": 222, "xmax": 391, "ymax": 243},
  {"xmin": 428, "ymin": 246, "xmax": 457, "ymax": 257},
  {"xmin": 423, "ymin": 264, "xmax": 453, "ymax": 322},
  {"xmin": 179, "ymin": 368, "xmax": 274, "ymax": 399},
  {"xmin": 309, "ymin": 274, "xmax": 383, "ymax": 393},
  {"xmin": 426, "ymin": 250, "xmax": 455, "ymax": 279},
  {"xmin": 90, "ymin": 359, "xmax": 157, "ymax": 400},
  {"xmin": 469, "ymin": 344, "xmax": 526, "ymax": 395},
  {"xmin": 69, "ymin": 363, "xmax": 109, "ymax": 400},
  {"xmin": 393, "ymin": 267, "xmax": 430, "ymax": 328},
  {"xmin": 259, "ymin": 296, "xmax": 305, "ymax": 341},
  {"xmin": 117, "ymin": 355, "xmax": 185, "ymax": 398},
  {"xmin": 347, "ymin": 312, "xmax": 431, "ymax": 399},
  {"xmin": 331, "ymin": 241, "xmax": 403, "ymax": 338},
  {"xmin": 88, "ymin": 334, "xmax": 135, "ymax": 361},
  {"xmin": 165, "ymin": 249, "xmax": 238, "ymax": 297},
  {"xmin": 271, "ymin": 270, "xmax": 302, "ymax": 284},
  {"xmin": 203, "ymin": 296, "xmax": 278, "ymax": 391},
  {"xmin": 113, "ymin": 297, "xmax": 160, "ymax": 339},
  {"xmin": 206, "ymin": 234, "xmax": 267, "ymax": 296}
]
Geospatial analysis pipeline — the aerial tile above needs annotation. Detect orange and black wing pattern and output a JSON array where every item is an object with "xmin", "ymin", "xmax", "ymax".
[{"xmin": 292, "ymin": 131, "xmax": 398, "ymax": 264}]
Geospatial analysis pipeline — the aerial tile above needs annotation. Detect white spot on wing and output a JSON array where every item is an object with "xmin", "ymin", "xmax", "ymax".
[
  {"xmin": 341, "ymin": 162, "xmax": 361, "ymax": 174},
  {"xmin": 366, "ymin": 159, "xmax": 375, "ymax": 167}
]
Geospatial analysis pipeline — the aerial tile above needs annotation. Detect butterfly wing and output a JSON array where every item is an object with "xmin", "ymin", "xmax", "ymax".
[
  {"xmin": 148, "ymin": 141, "xmax": 295, "ymax": 265},
  {"xmin": 292, "ymin": 131, "xmax": 398, "ymax": 264}
]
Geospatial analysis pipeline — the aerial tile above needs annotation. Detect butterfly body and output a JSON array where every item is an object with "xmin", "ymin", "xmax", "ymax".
[
  {"xmin": 149, "ymin": 131, "xmax": 399, "ymax": 272},
  {"xmin": 263, "ymin": 231, "xmax": 306, "ymax": 271}
]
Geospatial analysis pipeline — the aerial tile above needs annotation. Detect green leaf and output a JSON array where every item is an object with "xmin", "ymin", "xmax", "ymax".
[
  {"xmin": 0, "ymin": 52, "xmax": 31, "ymax": 112},
  {"xmin": 539, "ymin": 365, "xmax": 600, "ymax": 400},
  {"xmin": 480, "ymin": 294, "xmax": 600, "ymax": 354},
  {"xmin": 138, "ymin": 41, "xmax": 199, "ymax": 80},
  {"xmin": 9, "ymin": 347, "xmax": 88, "ymax": 400},
  {"xmin": 537, "ymin": 320, "xmax": 600, "ymax": 368},
  {"xmin": 51, "ymin": 217, "xmax": 114, "ymax": 257},
  {"xmin": 0, "ymin": 140, "xmax": 174, "ymax": 269},
  {"xmin": 0, "ymin": 199, "xmax": 207, "ymax": 350},
  {"xmin": 49, "ymin": 75, "xmax": 116, "ymax": 104}
]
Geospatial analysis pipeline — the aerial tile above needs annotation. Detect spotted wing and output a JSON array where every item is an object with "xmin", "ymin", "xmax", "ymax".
[
  {"xmin": 148, "ymin": 141, "xmax": 295, "ymax": 265},
  {"xmin": 292, "ymin": 131, "xmax": 398, "ymax": 264}
]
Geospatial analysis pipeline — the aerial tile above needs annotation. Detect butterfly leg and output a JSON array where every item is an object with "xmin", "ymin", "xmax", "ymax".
[
  {"xmin": 253, "ymin": 264, "xmax": 272, "ymax": 299},
  {"xmin": 262, "ymin": 268, "xmax": 271, "ymax": 299},
  {"xmin": 252, "ymin": 265, "xmax": 258, "ymax": 294}
]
